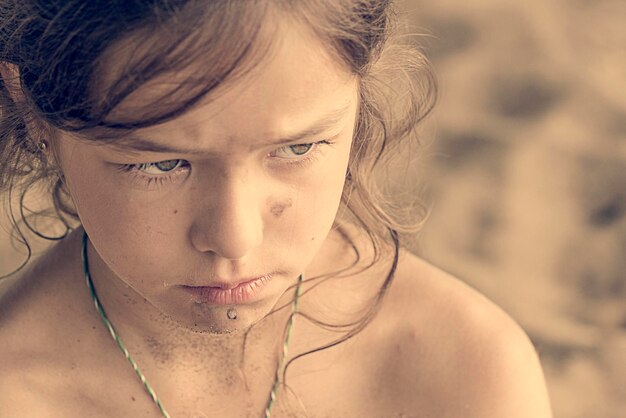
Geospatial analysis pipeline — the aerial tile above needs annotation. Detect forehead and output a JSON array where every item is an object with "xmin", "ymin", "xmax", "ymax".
[{"xmin": 101, "ymin": 20, "xmax": 358, "ymax": 145}]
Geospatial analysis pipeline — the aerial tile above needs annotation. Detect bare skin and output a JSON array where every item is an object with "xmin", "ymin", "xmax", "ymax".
[
  {"xmin": 0, "ymin": 223, "xmax": 552, "ymax": 418},
  {"xmin": 0, "ymin": 17, "xmax": 552, "ymax": 418}
]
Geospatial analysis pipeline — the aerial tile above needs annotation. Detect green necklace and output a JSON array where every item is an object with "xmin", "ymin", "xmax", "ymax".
[{"xmin": 82, "ymin": 231, "xmax": 303, "ymax": 418}]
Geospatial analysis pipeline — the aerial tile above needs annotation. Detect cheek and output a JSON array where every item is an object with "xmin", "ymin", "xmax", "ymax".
[
  {"xmin": 284, "ymin": 144, "xmax": 351, "ymax": 239},
  {"xmin": 77, "ymin": 196, "xmax": 184, "ymax": 282},
  {"xmin": 61, "ymin": 157, "xmax": 183, "ymax": 275}
]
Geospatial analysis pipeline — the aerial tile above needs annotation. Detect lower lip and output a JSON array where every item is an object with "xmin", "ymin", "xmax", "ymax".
[{"xmin": 181, "ymin": 274, "xmax": 273, "ymax": 305}]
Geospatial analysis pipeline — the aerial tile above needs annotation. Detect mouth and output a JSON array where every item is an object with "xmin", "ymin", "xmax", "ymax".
[{"xmin": 180, "ymin": 273, "xmax": 274, "ymax": 305}]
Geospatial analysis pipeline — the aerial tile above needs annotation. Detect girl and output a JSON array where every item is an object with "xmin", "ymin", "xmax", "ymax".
[{"xmin": 0, "ymin": 1, "xmax": 552, "ymax": 417}]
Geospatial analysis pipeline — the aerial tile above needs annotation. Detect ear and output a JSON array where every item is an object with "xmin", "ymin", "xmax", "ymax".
[
  {"xmin": 0, "ymin": 61, "xmax": 26, "ymax": 104},
  {"xmin": 1, "ymin": 61, "xmax": 55, "ymax": 144}
]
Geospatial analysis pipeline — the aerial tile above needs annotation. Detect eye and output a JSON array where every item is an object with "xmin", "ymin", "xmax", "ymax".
[
  {"xmin": 271, "ymin": 143, "xmax": 315, "ymax": 159},
  {"xmin": 116, "ymin": 159, "xmax": 190, "ymax": 190},
  {"xmin": 115, "ymin": 139, "xmax": 334, "ymax": 190},
  {"xmin": 135, "ymin": 159, "xmax": 186, "ymax": 174},
  {"xmin": 267, "ymin": 140, "xmax": 333, "ymax": 169}
]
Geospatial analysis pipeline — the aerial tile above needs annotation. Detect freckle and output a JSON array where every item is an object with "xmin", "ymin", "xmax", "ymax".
[{"xmin": 173, "ymin": 209, "xmax": 178, "ymax": 214}]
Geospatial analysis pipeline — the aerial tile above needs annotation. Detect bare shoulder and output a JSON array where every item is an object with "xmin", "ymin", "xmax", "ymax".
[
  {"xmin": 373, "ymin": 249, "xmax": 553, "ymax": 418},
  {"xmin": 0, "ymin": 233, "xmax": 101, "ymax": 417},
  {"xmin": 0, "ymin": 270, "xmax": 58, "ymax": 417}
]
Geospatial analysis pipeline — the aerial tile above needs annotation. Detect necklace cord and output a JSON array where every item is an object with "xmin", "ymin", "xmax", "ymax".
[
  {"xmin": 82, "ymin": 232, "xmax": 171, "ymax": 417},
  {"xmin": 81, "ymin": 231, "xmax": 303, "ymax": 418}
]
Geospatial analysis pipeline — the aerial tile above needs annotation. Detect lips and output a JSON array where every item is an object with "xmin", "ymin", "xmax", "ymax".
[{"xmin": 181, "ymin": 273, "xmax": 273, "ymax": 305}]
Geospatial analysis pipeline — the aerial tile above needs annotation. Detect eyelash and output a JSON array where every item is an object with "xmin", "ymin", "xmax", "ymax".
[{"xmin": 115, "ymin": 139, "xmax": 333, "ymax": 189}]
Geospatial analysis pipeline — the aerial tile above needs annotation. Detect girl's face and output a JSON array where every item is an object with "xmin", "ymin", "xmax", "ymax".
[{"xmin": 54, "ymin": 24, "xmax": 359, "ymax": 333}]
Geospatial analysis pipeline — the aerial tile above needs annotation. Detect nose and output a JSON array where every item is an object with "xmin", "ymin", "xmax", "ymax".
[{"xmin": 189, "ymin": 166, "xmax": 264, "ymax": 260}]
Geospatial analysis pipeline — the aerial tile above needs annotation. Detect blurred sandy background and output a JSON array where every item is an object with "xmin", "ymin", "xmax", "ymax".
[
  {"xmin": 1, "ymin": 1, "xmax": 624, "ymax": 417},
  {"xmin": 399, "ymin": 0, "xmax": 626, "ymax": 417}
]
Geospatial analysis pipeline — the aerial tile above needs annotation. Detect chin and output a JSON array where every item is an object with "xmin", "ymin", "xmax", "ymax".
[
  {"xmin": 188, "ymin": 324, "xmax": 241, "ymax": 335},
  {"xmin": 187, "ymin": 315, "xmax": 256, "ymax": 334},
  {"xmin": 158, "ymin": 301, "xmax": 266, "ymax": 335}
]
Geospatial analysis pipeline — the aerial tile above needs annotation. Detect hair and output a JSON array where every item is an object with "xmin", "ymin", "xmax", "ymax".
[{"xmin": 0, "ymin": 0, "xmax": 436, "ymax": 408}]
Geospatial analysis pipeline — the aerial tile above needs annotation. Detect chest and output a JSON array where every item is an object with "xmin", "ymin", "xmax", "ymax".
[
  {"xmin": 45, "ymin": 360, "xmax": 400, "ymax": 418},
  {"xmin": 53, "ymin": 331, "xmax": 404, "ymax": 418}
]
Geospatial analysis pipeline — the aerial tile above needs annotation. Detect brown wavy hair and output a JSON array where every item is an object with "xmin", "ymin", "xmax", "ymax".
[{"xmin": 0, "ymin": 0, "xmax": 436, "ymax": 406}]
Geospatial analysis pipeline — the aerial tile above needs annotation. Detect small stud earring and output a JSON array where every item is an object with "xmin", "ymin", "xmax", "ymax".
[{"xmin": 37, "ymin": 140, "xmax": 48, "ymax": 151}]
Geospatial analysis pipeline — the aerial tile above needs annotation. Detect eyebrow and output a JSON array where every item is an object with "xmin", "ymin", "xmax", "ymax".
[{"xmin": 108, "ymin": 104, "xmax": 352, "ymax": 155}]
